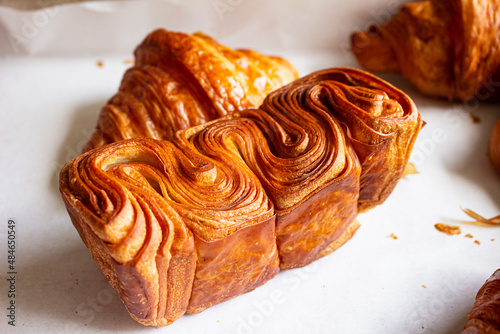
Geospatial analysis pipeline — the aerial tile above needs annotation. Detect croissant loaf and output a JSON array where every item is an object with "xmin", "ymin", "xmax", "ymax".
[
  {"xmin": 60, "ymin": 68, "xmax": 422, "ymax": 326},
  {"xmin": 351, "ymin": 0, "xmax": 500, "ymax": 101},
  {"xmin": 462, "ymin": 269, "xmax": 500, "ymax": 333},
  {"xmin": 83, "ymin": 29, "xmax": 299, "ymax": 152}
]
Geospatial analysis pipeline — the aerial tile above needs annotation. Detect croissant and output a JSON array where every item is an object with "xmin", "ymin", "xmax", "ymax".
[
  {"xmin": 59, "ymin": 68, "xmax": 421, "ymax": 326},
  {"xmin": 351, "ymin": 0, "xmax": 500, "ymax": 101},
  {"xmin": 490, "ymin": 119, "xmax": 500, "ymax": 172},
  {"xmin": 462, "ymin": 269, "xmax": 500, "ymax": 333},
  {"xmin": 83, "ymin": 29, "xmax": 299, "ymax": 152}
]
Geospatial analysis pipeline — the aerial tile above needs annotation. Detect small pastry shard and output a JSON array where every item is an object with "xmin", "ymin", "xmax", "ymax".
[
  {"xmin": 351, "ymin": 0, "xmax": 500, "ymax": 101},
  {"xmin": 83, "ymin": 29, "xmax": 298, "ymax": 152},
  {"xmin": 434, "ymin": 223, "xmax": 462, "ymax": 235},
  {"xmin": 60, "ymin": 139, "xmax": 279, "ymax": 325},
  {"xmin": 462, "ymin": 269, "xmax": 500, "ymax": 333}
]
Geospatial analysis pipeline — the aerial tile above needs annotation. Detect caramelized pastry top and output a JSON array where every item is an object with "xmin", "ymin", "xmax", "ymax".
[
  {"xmin": 64, "ymin": 138, "xmax": 273, "ymax": 247},
  {"xmin": 489, "ymin": 119, "xmax": 500, "ymax": 172}
]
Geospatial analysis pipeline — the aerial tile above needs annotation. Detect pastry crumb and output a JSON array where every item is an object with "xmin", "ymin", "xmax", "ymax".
[
  {"xmin": 97, "ymin": 60, "xmax": 104, "ymax": 67},
  {"xmin": 491, "ymin": 239, "xmax": 495, "ymax": 242},
  {"xmin": 124, "ymin": 59, "xmax": 134, "ymax": 65},
  {"xmin": 387, "ymin": 233, "xmax": 398, "ymax": 239},
  {"xmin": 469, "ymin": 113, "xmax": 480, "ymax": 123},
  {"xmin": 464, "ymin": 233, "xmax": 473, "ymax": 238},
  {"xmin": 434, "ymin": 223, "xmax": 461, "ymax": 235},
  {"xmin": 422, "ymin": 285, "xmax": 426, "ymax": 288},
  {"xmin": 474, "ymin": 240, "xmax": 481, "ymax": 245}
]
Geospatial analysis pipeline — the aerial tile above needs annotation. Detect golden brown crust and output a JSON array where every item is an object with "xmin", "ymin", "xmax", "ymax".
[
  {"xmin": 83, "ymin": 29, "xmax": 298, "ymax": 152},
  {"xmin": 60, "ymin": 142, "xmax": 198, "ymax": 326},
  {"xmin": 286, "ymin": 68, "xmax": 422, "ymax": 212},
  {"xmin": 351, "ymin": 0, "xmax": 500, "ymax": 101},
  {"xmin": 489, "ymin": 119, "xmax": 500, "ymax": 172},
  {"xmin": 275, "ymin": 171, "xmax": 360, "ymax": 269},
  {"xmin": 463, "ymin": 269, "xmax": 500, "ymax": 333},
  {"xmin": 60, "ymin": 67, "xmax": 421, "ymax": 326},
  {"xmin": 60, "ymin": 138, "xmax": 278, "ymax": 326}
]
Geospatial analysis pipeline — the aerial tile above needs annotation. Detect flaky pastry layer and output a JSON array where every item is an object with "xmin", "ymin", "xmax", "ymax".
[{"xmin": 462, "ymin": 269, "xmax": 500, "ymax": 333}]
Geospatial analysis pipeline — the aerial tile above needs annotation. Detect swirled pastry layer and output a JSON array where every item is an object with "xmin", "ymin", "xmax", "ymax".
[
  {"xmin": 60, "ymin": 67, "xmax": 421, "ymax": 326},
  {"xmin": 176, "ymin": 107, "xmax": 360, "ymax": 269},
  {"xmin": 351, "ymin": 0, "xmax": 500, "ymax": 101},
  {"xmin": 60, "ymin": 139, "xmax": 279, "ymax": 326},
  {"xmin": 84, "ymin": 29, "xmax": 298, "ymax": 151}
]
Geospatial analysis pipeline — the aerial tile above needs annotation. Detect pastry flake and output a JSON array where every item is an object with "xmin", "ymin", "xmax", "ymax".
[{"xmin": 290, "ymin": 68, "xmax": 422, "ymax": 212}]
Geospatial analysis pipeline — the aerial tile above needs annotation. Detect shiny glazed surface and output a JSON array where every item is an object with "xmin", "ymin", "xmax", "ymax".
[
  {"xmin": 489, "ymin": 120, "xmax": 500, "ymax": 172},
  {"xmin": 59, "ymin": 68, "xmax": 421, "ymax": 326},
  {"xmin": 351, "ymin": 0, "xmax": 500, "ymax": 101}
]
